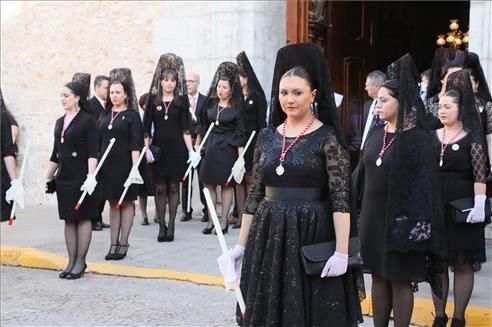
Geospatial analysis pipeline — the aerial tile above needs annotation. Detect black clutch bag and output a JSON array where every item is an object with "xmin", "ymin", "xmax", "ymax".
[
  {"xmin": 300, "ymin": 237, "xmax": 363, "ymax": 276},
  {"xmin": 149, "ymin": 145, "xmax": 161, "ymax": 162},
  {"xmin": 45, "ymin": 179, "xmax": 56, "ymax": 194},
  {"xmin": 449, "ymin": 197, "xmax": 491, "ymax": 224}
]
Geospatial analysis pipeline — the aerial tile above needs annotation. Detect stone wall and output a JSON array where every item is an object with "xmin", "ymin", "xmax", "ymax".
[
  {"xmin": 1, "ymin": 1, "xmax": 286, "ymax": 205},
  {"xmin": 469, "ymin": 0, "xmax": 492, "ymax": 83}
]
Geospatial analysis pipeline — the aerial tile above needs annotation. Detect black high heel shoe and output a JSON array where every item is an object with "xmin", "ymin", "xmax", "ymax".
[
  {"xmin": 214, "ymin": 224, "xmax": 229, "ymax": 235},
  {"xmin": 157, "ymin": 225, "xmax": 168, "ymax": 242},
  {"xmin": 59, "ymin": 270, "xmax": 70, "ymax": 279},
  {"xmin": 66, "ymin": 264, "xmax": 87, "ymax": 280},
  {"xmin": 113, "ymin": 244, "xmax": 129, "ymax": 260},
  {"xmin": 105, "ymin": 244, "xmax": 119, "ymax": 260},
  {"xmin": 202, "ymin": 225, "xmax": 214, "ymax": 234}
]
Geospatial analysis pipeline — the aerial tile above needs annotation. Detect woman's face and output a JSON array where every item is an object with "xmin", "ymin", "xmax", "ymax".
[
  {"xmin": 239, "ymin": 75, "xmax": 248, "ymax": 88},
  {"xmin": 110, "ymin": 83, "xmax": 127, "ymax": 107},
  {"xmin": 375, "ymin": 87, "xmax": 399, "ymax": 122},
  {"xmin": 216, "ymin": 79, "xmax": 231, "ymax": 102},
  {"xmin": 161, "ymin": 75, "xmax": 177, "ymax": 94},
  {"xmin": 278, "ymin": 75, "xmax": 316, "ymax": 120},
  {"xmin": 60, "ymin": 86, "xmax": 80, "ymax": 111},
  {"xmin": 438, "ymin": 95, "xmax": 460, "ymax": 126}
]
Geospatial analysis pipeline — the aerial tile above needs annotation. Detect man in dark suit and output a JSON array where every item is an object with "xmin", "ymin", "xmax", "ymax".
[
  {"xmin": 361, "ymin": 70, "xmax": 385, "ymax": 149},
  {"xmin": 181, "ymin": 72, "xmax": 208, "ymax": 222},
  {"xmin": 87, "ymin": 75, "xmax": 110, "ymax": 231}
]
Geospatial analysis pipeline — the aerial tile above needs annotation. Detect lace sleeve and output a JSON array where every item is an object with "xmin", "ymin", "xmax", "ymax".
[
  {"xmin": 485, "ymin": 101, "xmax": 492, "ymax": 135},
  {"xmin": 425, "ymin": 96, "xmax": 439, "ymax": 117},
  {"xmin": 244, "ymin": 130, "xmax": 265, "ymax": 215},
  {"xmin": 471, "ymin": 142, "xmax": 487, "ymax": 183},
  {"xmin": 324, "ymin": 129, "xmax": 351, "ymax": 213}
]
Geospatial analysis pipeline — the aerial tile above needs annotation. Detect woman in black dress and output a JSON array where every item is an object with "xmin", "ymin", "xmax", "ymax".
[
  {"xmin": 99, "ymin": 68, "xmax": 144, "ymax": 260},
  {"xmin": 358, "ymin": 54, "xmax": 445, "ymax": 327},
  {"xmin": 143, "ymin": 53, "xmax": 195, "ymax": 242},
  {"xmin": 1, "ymin": 89, "xmax": 22, "ymax": 223},
  {"xmin": 431, "ymin": 70, "xmax": 487, "ymax": 327},
  {"xmin": 224, "ymin": 43, "xmax": 363, "ymax": 326},
  {"xmin": 229, "ymin": 51, "xmax": 267, "ymax": 229},
  {"xmin": 197, "ymin": 62, "xmax": 245, "ymax": 234},
  {"xmin": 45, "ymin": 75, "xmax": 99, "ymax": 279},
  {"xmin": 137, "ymin": 92, "xmax": 156, "ymax": 226},
  {"xmin": 423, "ymin": 48, "xmax": 466, "ymax": 131}
]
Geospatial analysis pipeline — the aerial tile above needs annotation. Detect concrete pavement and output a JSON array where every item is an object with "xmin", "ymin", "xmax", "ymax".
[{"xmin": 1, "ymin": 195, "xmax": 491, "ymax": 326}]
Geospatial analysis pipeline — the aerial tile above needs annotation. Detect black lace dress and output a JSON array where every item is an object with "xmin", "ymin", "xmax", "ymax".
[
  {"xmin": 238, "ymin": 126, "xmax": 362, "ymax": 327},
  {"xmin": 359, "ymin": 127, "xmax": 427, "ymax": 282},
  {"xmin": 432, "ymin": 132, "xmax": 487, "ymax": 266}
]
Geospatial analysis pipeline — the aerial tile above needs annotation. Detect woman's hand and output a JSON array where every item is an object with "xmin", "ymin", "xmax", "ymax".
[{"xmin": 321, "ymin": 251, "xmax": 348, "ymax": 278}]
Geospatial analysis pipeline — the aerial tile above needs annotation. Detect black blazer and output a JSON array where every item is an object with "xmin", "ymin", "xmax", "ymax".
[
  {"xmin": 190, "ymin": 93, "xmax": 206, "ymax": 138},
  {"xmin": 87, "ymin": 96, "xmax": 105, "ymax": 120}
]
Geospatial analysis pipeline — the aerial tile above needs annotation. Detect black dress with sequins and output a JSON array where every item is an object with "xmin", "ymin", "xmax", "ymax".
[{"xmin": 238, "ymin": 126, "xmax": 363, "ymax": 327}]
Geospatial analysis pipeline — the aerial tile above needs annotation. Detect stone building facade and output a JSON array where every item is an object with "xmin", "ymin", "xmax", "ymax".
[{"xmin": 1, "ymin": 1, "xmax": 286, "ymax": 205}]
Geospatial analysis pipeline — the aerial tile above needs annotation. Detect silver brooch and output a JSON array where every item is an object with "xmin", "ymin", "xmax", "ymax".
[
  {"xmin": 452, "ymin": 144, "xmax": 459, "ymax": 151},
  {"xmin": 156, "ymin": 105, "xmax": 162, "ymax": 111}
]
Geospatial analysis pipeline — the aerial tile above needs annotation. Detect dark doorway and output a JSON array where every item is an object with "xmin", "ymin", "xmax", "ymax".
[{"xmin": 287, "ymin": 0, "xmax": 470, "ymax": 166}]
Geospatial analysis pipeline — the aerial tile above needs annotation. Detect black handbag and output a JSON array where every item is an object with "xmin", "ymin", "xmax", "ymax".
[
  {"xmin": 149, "ymin": 144, "xmax": 161, "ymax": 162},
  {"xmin": 300, "ymin": 237, "xmax": 363, "ymax": 276},
  {"xmin": 45, "ymin": 179, "xmax": 56, "ymax": 194},
  {"xmin": 449, "ymin": 197, "xmax": 491, "ymax": 224}
]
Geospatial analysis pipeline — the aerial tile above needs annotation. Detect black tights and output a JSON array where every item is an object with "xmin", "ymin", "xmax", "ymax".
[
  {"xmin": 432, "ymin": 262, "xmax": 474, "ymax": 320},
  {"xmin": 64, "ymin": 220, "xmax": 92, "ymax": 274},
  {"xmin": 108, "ymin": 201, "xmax": 135, "ymax": 246},
  {"xmin": 371, "ymin": 274, "xmax": 414, "ymax": 327},
  {"xmin": 155, "ymin": 180, "xmax": 179, "ymax": 235},
  {"xmin": 204, "ymin": 184, "xmax": 233, "ymax": 230}
]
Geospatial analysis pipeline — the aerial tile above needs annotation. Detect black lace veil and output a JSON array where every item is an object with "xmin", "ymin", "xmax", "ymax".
[
  {"xmin": 201, "ymin": 61, "xmax": 242, "ymax": 115},
  {"xmin": 236, "ymin": 51, "xmax": 267, "ymax": 103},
  {"xmin": 465, "ymin": 51, "xmax": 492, "ymax": 103},
  {"xmin": 427, "ymin": 48, "xmax": 466, "ymax": 99},
  {"xmin": 145, "ymin": 53, "xmax": 188, "ymax": 108},
  {"xmin": 384, "ymin": 53, "xmax": 426, "ymax": 131},
  {"xmin": 107, "ymin": 68, "xmax": 138, "ymax": 112},
  {"xmin": 70, "ymin": 72, "xmax": 91, "ymax": 113},
  {"xmin": 445, "ymin": 70, "xmax": 484, "ymax": 145},
  {"xmin": 269, "ymin": 43, "xmax": 344, "ymax": 145}
]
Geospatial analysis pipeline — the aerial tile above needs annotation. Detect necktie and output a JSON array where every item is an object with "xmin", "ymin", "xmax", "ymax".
[
  {"xmin": 103, "ymin": 100, "xmax": 107, "ymax": 109},
  {"xmin": 190, "ymin": 96, "xmax": 197, "ymax": 113}
]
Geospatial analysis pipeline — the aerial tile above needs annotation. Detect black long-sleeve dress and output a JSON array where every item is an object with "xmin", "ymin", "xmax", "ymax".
[
  {"xmin": 238, "ymin": 126, "xmax": 362, "ymax": 327},
  {"xmin": 433, "ymin": 132, "xmax": 487, "ymax": 266},
  {"xmin": 1, "ymin": 111, "xmax": 17, "ymax": 222},
  {"xmin": 142, "ymin": 98, "xmax": 189, "ymax": 182},
  {"xmin": 241, "ymin": 93, "xmax": 266, "ymax": 172},
  {"xmin": 198, "ymin": 105, "xmax": 245, "ymax": 186},
  {"xmin": 98, "ymin": 109, "xmax": 143, "ymax": 202},
  {"xmin": 49, "ymin": 110, "xmax": 99, "ymax": 220},
  {"xmin": 359, "ymin": 127, "xmax": 427, "ymax": 282}
]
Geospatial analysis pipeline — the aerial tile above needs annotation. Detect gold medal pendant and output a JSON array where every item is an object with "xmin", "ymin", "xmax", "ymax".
[
  {"xmin": 164, "ymin": 115, "xmax": 168, "ymax": 120},
  {"xmin": 376, "ymin": 157, "xmax": 382, "ymax": 167},
  {"xmin": 61, "ymin": 137, "xmax": 64, "ymax": 144},
  {"xmin": 108, "ymin": 124, "xmax": 113, "ymax": 130},
  {"xmin": 439, "ymin": 159, "xmax": 443, "ymax": 167}
]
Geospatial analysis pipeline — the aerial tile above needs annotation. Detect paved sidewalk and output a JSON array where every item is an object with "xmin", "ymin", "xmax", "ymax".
[{"xmin": 1, "ymin": 198, "xmax": 491, "ymax": 326}]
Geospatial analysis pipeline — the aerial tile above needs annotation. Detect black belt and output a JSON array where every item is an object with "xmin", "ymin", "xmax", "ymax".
[{"xmin": 265, "ymin": 187, "xmax": 323, "ymax": 201}]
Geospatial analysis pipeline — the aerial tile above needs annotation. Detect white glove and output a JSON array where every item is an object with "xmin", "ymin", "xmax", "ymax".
[
  {"xmin": 5, "ymin": 179, "xmax": 25, "ymax": 209},
  {"xmin": 80, "ymin": 174, "xmax": 97, "ymax": 195},
  {"xmin": 187, "ymin": 151, "xmax": 201, "ymax": 168},
  {"xmin": 321, "ymin": 251, "xmax": 348, "ymax": 278},
  {"xmin": 466, "ymin": 195, "xmax": 486, "ymax": 224},
  {"xmin": 123, "ymin": 166, "xmax": 144, "ymax": 188},
  {"xmin": 216, "ymin": 244, "xmax": 245, "ymax": 290},
  {"xmin": 231, "ymin": 156, "xmax": 246, "ymax": 184},
  {"xmin": 146, "ymin": 148, "xmax": 155, "ymax": 163}
]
